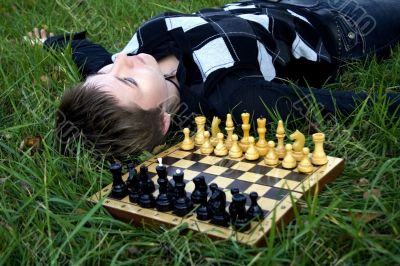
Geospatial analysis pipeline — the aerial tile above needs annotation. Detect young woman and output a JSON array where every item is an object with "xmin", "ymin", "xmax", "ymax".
[{"xmin": 32, "ymin": 0, "xmax": 400, "ymax": 158}]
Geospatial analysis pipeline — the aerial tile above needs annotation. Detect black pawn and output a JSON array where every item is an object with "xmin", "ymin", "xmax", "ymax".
[
  {"xmin": 233, "ymin": 194, "xmax": 250, "ymax": 231},
  {"xmin": 196, "ymin": 193, "xmax": 211, "ymax": 220},
  {"xmin": 110, "ymin": 163, "xmax": 128, "ymax": 199},
  {"xmin": 229, "ymin": 188, "xmax": 240, "ymax": 223},
  {"xmin": 127, "ymin": 163, "xmax": 140, "ymax": 203},
  {"xmin": 172, "ymin": 169, "xmax": 184, "ymax": 199},
  {"xmin": 138, "ymin": 165, "xmax": 155, "ymax": 208},
  {"xmin": 191, "ymin": 176, "xmax": 208, "ymax": 204},
  {"xmin": 173, "ymin": 182, "xmax": 193, "ymax": 217},
  {"xmin": 247, "ymin": 192, "xmax": 264, "ymax": 220},
  {"xmin": 155, "ymin": 165, "xmax": 173, "ymax": 212}
]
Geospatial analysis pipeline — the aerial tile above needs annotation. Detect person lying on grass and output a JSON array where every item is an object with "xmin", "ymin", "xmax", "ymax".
[{"xmin": 29, "ymin": 0, "xmax": 400, "ymax": 159}]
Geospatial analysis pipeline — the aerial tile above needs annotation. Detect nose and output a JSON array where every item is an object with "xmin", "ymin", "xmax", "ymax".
[{"xmin": 111, "ymin": 53, "xmax": 133, "ymax": 74}]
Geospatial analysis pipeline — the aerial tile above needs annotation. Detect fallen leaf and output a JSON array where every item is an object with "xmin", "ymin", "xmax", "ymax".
[
  {"xmin": 354, "ymin": 212, "xmax": 382, "ymax": 224},
  {"xmin": 18, "ymin": 135, "xmax": 42, "ymax": 154},
  {"xmin": 358, "ymin": 178, "xmax": 369, "ymax": 186},
  {"xmin": 363, "ymin": 188, "xmax": 381, "ymax": 199}
]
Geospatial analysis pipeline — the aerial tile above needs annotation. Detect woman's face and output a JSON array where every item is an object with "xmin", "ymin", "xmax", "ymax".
[{"xmin": 85, "ymin": 53, "xmax": 169, "ymax": 110}]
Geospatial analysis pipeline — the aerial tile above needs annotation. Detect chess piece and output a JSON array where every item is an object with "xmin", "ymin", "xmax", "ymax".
[
  {"xmin": 209, "ymin": 185, "xmax": 230, "ymax": 227},
  {"xmin": 264, "ymin": 141, "xmax": 279, "ymax": 166},
  {"xmin": 194, "ymin": 116, "xmax": 206, "ymax": 146},
  {"xmin": 312, "ymin": 133, "xmax": 328, "ymax": 165},
  {"xmin": 225, "ymin": 114, "xmax": 235, "ymax": 149},
  {"xmin": 172, "ymin": 170, "xmax": 193, "ymax": 216},
  {"xmin": 282, "ymin": 144, "xmax": 297, "ymax": 169},
  {"xmin": 127, "ymin": 162, "xmax": 140, "ymax": 203},
  {"xmin": 255, "ymin": 117, "xmax": 268, "ymax": 156},
  {"xmin": 233, "ymin": 194, "xmax": 250, "ymax": 231},
  {"xmin": 239, "ymin": 112, "xmax": 251, "ymax": 151},
  {"xmin": 196, "ymin": 193, "xmax": 211, "ymax": 221},
  {"xmin": 289, "ymin": 130, "xmax": 305, "ymax": 161},
  {"xmin": 297, "ymin": 147, "xmax": 314, "ymax": 174},
  {"xmin": 229, "ymin": 188, "xmax": 240, "ymax": 223},
  {"xmin": 155, "ymin": 158, "xmax": 173, "ymax": 211},
  {"xmin": 275, "ymin": 120, "xmax": 286, "ymax": 159},
  {"xmin": 138, "ymin": 165, "xmax": 155, "ymax": 208},
  {"xmin": 247, "ymin": 192, "xmax": 264, "ymax": 220},
  {"xmin": 181, "ymin": 128, "xmax": 194, "ymax": 151},
  {"xmin": 200, "ymin": 131, "xmax": 214, "ymax": 155},
  {"xmin": 245, "ymin": 136, "xmax": 260, "ymax": 161},
  {"xmin": 110, "ymin": 163, "xmax": 128, "ymax": 199},
  {"xmin": 138, "ymin": 165, "xmax": 155, "ymax": 194},
  {"xmin": 191, "ymin": 176, "xmax": 208, "ymax": 204},
  {"xmin": 210, "ymin": 116, "xmax": 221, "ymax": 146},
  {"xmin": 214, "ymin": 132, "xmax": 228, "ymax": 156},
  {"xmin": 229, "ymin": 134, "xmax": 243, "ymax": 159}
]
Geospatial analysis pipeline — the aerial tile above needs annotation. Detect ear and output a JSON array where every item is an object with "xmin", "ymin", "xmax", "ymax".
[{"xmin": 162, "ymin": 112, "xmax": 171, "ymax": 135}]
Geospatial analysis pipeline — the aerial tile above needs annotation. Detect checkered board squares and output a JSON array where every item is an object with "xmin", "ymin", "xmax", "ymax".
[{"xmin": 90, "ymin": 144, "xmax": 344, "ymax": 246}]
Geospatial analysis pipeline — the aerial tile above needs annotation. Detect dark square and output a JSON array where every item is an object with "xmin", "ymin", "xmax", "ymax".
[
  {"xmin": 256, "ymin": 176, "xmax": 281, "ymax": 186},
  {"xmin": 220, "ymin": 169, "xmax": 245, "ymax": 179},
  {"xmin": 227, "ymin": 179, "xmax": 253, "ymax": 192},
  {"xmin": 147, "ymin": 172, "xmax": 157, "ymax": 179},
  {"xmin": 216, "ymin": 159, "xmax": 238, "ymax": 168},
  {"xmin": 195, "ymin": 173, "xmax": 217, "ymax": 185},
  {"xmin": 263, "ymin": 187, "xmax": 289, "ymax": 201},
  {"xmin": 248, "ymin": 165, "xmax": 273, "ymax": 175},
  {"xmin": 166, "ymin": 166, "xmax": 182, "ymax": 176},
  {"xmin": 284, "ymin": 172, "xmax": 308, "ymax": 182},
  {"xmin": 183, "ymin": 153, "xmax": 206, "ymax": 162},
  {"xmin": 187, "ymin": 162, "xmax": 210, "ymax": 172},
  {"xmin": 162, "ymin": 156, "xmax": 180, "ymax": 166}
]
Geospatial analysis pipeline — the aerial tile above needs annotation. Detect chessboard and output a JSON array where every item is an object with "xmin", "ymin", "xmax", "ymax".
[{"xmin": 89, "ymin": 143, "xmax": 344, "ymax": 246}]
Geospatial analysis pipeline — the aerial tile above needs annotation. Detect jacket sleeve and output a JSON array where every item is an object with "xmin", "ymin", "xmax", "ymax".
[{"xmin": 43, "ymin": 31, "xmax": 113, "ymax": 77}]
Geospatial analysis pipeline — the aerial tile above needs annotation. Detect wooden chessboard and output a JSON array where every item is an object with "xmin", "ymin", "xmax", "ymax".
[{"xmin": 89, "ymin": 144, "xmax": 344, "ymax": 246}]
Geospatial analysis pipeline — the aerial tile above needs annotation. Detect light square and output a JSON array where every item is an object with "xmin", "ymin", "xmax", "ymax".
[
  {"xmin": 199, "ymin": 156, "xmax": 222, "ymax": 165},
  {"xmin": 244, "ymin": 184, "xmax": 270, "ymax": 195},
  {"xmin": 172, "ymin": 159, "xmax": 196, "ymax": 168},
  {"xmin": 211, "ymin": 176, "xmax": 234, "ymax": 188},
  {"xmin": 182, "ymin": 170, "xmax": 200, "ymax": 181},
  {"xmin": 204, "ymin": 165, "xmax": 229, "ymax": 175},
  {"xmin": 147, "ymin": 163, "xmax": 158, "ymax": 173},
  {"xmin": 185, "ymin": 181, "xmax": 195, "ymax": 193},
  {"xmin": 238, "ymin": 172, "xmax": 263, "ymax": 182},
  {"xmin": 275, "ymin": 179, "xmax": 300, "ymax": 190},
  {"xmin": 266, "ymin": 168, "xmax": 291, "ymax": 178},
  {"xmin": 257, "ymin": 197, "xmax": 279, "ymax": 211},
  {"xmin": 169, "ymin": 150, "xmax": 191, "ymax": 158},
  {"xmin": 231, "ymin": 162, "xmax": 256, "ymax": 171}
]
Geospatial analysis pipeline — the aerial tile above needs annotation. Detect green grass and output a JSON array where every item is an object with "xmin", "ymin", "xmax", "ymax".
[{"xmin": 1, "ymin": 0, "xmax": 399, "ymax": 265}]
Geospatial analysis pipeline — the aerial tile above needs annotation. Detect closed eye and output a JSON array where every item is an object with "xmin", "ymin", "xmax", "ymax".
[{"xmin": 124, "ymin": 77, "xmax": 138, "ymax": 87}]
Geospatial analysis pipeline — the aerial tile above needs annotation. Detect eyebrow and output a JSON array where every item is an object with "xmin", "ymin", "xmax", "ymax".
[{"xmin": 89, "ymin": 72, "xmax": 138, "ymax": 89}]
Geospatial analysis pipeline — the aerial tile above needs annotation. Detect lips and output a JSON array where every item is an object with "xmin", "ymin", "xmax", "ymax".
[{"xmin": 135, "ymin": 54, "xmax": 145, "ymax": 64}]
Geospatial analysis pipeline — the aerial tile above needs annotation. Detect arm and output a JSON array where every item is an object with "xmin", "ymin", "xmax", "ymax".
[{"xmin": 44, "ymin": 31, "xmax": 112, "ymax": 77}]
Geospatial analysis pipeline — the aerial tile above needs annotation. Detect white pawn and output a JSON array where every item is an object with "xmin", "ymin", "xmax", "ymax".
[
  {"xmin": 214, "ymin": 132, "xmax": 228, "ymax": 157},
  {"xmin": 245, "ymin": 136, "xmax": 259, "ymax": 161},
  {"xmin": 298, "ymin": 147, "xmax": 313, "ymax": 174},
  {"xmin": 229, "ymin": 134, "xmax": 243, "ymax": 158},
  {"xmin": 201, "ymin": 131, "xmax": 214, "ymax": 155},
  {"xmin": 282, "ymin": 144, "xmax": 297, "ymax": 169},
  {"xmin": 264, "ymin": 141, "xmax": 279, "ymax": 166},
  {"xmin": 180, "ymin": 128, "xmax": 194, "ymax": 150}
]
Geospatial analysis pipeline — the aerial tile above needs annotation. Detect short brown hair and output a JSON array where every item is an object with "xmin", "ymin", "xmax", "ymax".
[{"xmin": 55, "ymin": 83, "xmax": 166, "ymax": 158}]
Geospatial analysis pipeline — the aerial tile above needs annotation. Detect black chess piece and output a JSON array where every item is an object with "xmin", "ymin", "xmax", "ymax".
[
  {"xmin": 172, "ymin": 169, "xmax": 185, "ymax": 199},
  {"xmin": 209, "ymin": 185, "xmax": 230, "ymax": 227},
  {"xmin": 196, "ymin": 193, "xmax": 211, "ymax": 220},
  {"xmin": 126, "ymin": 163, "xmax": 140, "ymax": 203},
  {"xmin": 173, "ymin": 182, "xmax": 193, "ymax": 217},
  {"xmin": 229, "ymin": 188, "xmax": 240, "ymax": 223},
  {"xmin": 156, "ymin": 163, "xmax": 174, "ymax": 200},
  {"xmin": 233, "ymin": 194, "xmax": 250, "ymax": 231},
  {"xmin": 138, "ymin": 165, "xmax": 155, "ymax": 193},
  {"xmin": 110, "ymin": 163, "xmax": 128, "ymax": 199},
  {"xmin": 138, "ymin": 165, "xmax": 155, "ymax": 208},
  {"xmin": 247, "ymin": 192, "xmax": 264, "ymax": 220},
  {"xmin": 155, "ymin": 164, "xmax": 173, "ymax": 212},
  {"xmin": 191, "ymin": 176, "xmax": 208, "ymax": 204}
]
